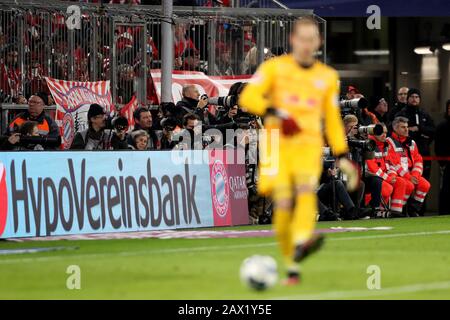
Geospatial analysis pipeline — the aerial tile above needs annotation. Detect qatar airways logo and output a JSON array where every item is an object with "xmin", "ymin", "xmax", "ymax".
[{"xmin": 0, "ymin": 162, "xmax": 8, "ymax": 236}]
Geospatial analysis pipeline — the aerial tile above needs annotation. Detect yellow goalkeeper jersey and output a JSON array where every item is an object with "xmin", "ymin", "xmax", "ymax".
[{"xmin": 239, "ymin": 54, "xmax": 348, "ymax": 156}]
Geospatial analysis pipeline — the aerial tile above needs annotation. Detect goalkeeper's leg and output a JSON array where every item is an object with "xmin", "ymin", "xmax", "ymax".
[
  {"xmin": 272, "ymin": 186, "xmax": 299, "ymax": 285},
  {"xmin": 291, "ymin": 188, "xmax": 324, "ymax": 263}
]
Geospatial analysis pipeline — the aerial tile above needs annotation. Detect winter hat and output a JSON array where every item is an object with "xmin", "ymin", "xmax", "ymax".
[
  {"xmin": 87, "ymin": 103, "xmax": 105, "ymax": 120},
  {"xmin": 407, "ymin": 88, "xmax": 421, "ymax": 100},
  {"xmin": 33, "ymin": 92, "xmax": 49, "ymax": 106}
]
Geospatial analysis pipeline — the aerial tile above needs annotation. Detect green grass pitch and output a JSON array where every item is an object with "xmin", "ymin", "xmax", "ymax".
[{"xmin": 0, "ymin": 216, "xmax": 449, "ymax": 299}]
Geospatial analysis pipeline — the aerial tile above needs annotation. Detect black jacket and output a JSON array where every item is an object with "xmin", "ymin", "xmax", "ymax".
[
  {"xmin": 395, "ymin": 104, "xmax": 435, "ymax": 156},
  {"xmin": 388, "ymin": 102, "xmax": 406, "ymax": 123},
  {"xmin": 70, "ymin": 128, "xmax": 128, "ymax": 150},
  {"xmin": 373, "ymin": 110, "xmax": 388, "ymax": 124},
  {"xmin": 174, "ymin": 97, "xmax": 217, "ymax": 126},
  {"xmin": 435, "ymin": 116, "xmax": 450, "ymax": 166}
]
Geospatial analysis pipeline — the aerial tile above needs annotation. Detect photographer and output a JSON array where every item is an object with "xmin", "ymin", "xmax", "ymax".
[
  {"xmin": 70, "ymin": 104, "xmax": 128, "ymax": 150},
  {"xmin": 317, "ymin": 155, "xmax": 372, "ymax": 220},
  {"xmin": 343, "ymin": 115, "xmax": 382, "ymax": 217},
  {"xmin": 160, "ymin": 117, "xmax": 179, "ymax": 150},
  {"xmin": 4, "ymin": 92, "xmax": 61, "ymax": 150},
  {"xmin": 175, "ymin": 84, "xmax": 216, "ymax": 125}
]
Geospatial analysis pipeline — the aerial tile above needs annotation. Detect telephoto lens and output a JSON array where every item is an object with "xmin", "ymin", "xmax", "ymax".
[{"xmin": 358, "ymin": 124, "xmax": 383, "ymax": 136}]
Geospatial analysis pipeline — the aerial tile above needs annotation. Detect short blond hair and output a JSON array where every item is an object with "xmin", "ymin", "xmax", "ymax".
[
  {"xmin": 343, "ymin": 114, "xmax": 358, "ymax": 126},
  {"xmin": 293, "ymin": 16, "xmax": 319, "ymax": 33}
]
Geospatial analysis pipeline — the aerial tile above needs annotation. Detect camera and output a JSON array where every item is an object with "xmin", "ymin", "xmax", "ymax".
[
  {"xmin": 206, "ymin": 95, "xmax": 238, "ymax": 109},
  {"xmin": 234, "ymin": 111, "xmax": 257, "ymax": 130},
  {"xmin": 347, "ymin": 138, "xmax": 376, "ymax": 152},
  {"xmin": 358, "ymin": 124, "xmax": 383, "ymax": 136},
  {"xmin": 0, "ymin": 135, "xmax": 62, "ymax": 148},
  {"xmin": 107, "ymin": 116, "xmax": 129, "ymax": 131},
  {"xmin": 339, "ymin": 97, "xmax": 368, "ymax": 117}
]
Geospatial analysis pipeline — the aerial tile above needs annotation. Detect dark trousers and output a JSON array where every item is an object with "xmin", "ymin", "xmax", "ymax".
[
  {"xmin": 364, "ymin": 176, "xmax": 383, "ymax": 208},
  {"xmin": 439, "ymin": 164, "xmax": 450, "ymax": 215},
  {"xmin": 318, "ymin": 179, "xmax": 355, "ymax": 212}
]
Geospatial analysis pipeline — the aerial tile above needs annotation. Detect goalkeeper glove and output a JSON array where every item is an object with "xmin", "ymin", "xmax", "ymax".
[
  {"xmin": 265, "ymin": 108, "xmax": 301, "ymax": 136},
  {"xmin": 337, "ymin": 156, "xmax": 360, "ymax": 192}
]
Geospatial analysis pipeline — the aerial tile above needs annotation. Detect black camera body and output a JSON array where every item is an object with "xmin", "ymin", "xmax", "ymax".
[{"xmin": 347, "ymin": 138, "xmax": 376, "ymax": 152}]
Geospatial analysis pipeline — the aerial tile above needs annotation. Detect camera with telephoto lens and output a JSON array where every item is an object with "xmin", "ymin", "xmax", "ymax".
[
  {"xmin": 347, "ymin": 138, "xmax": 376, "ymax": 152},
  {"xmin": 357, "ymin": 124, "xmax": 383, "ymax": 136},
  {"xmin": 205, "ymin": 94, "xmax": 238, "ymax": 109},
  {"xmin": 339, "ymin": 97, "xmax": 368, "ymax": 117},
  {"xmin": 17, "ymin": 135, "xmax": 61, "ymax": 148},
  {"xmin": 234, "ymin": 111, "xmax": 257, "ymax": 130}
]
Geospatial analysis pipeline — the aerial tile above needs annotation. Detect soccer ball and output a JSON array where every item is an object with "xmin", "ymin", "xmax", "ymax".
[{"xmin": 240, "ymin": 255, "xmax": 278, "ymax": 291}]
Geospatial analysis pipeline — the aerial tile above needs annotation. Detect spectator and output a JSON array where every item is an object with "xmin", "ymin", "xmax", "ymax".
[
  {"xmin": 387, "ymin": 116, "xmax": 431, "ymax": 217},
  {"xmin": 181, "ymin": 48, "xmax": 204, "ymax": 72},
  {"xmin": 6, "ymin": 92, "xmax": 60, "ymax": 149},
  {"xmin": 130, "ymin": 130, "xmax": 150, "ymax": 151},
  {"xmin": 70, "ymin": 104, "xmax": 128, "ymax": 150},
  {"xmin": 128, "ymin": 107, "xmax": 159, "ymax": 150},
  {"xmin": 0, "ymin": 46, "xmax": 21, "ymax": 99},
  {"xmin": 395, "ymin": 88, "xmax": 435, "ymax": 180},
  {"xmin": 435, "ymin": 99, "xmax": 450, "ymax": 215},
  {"xmin": 1, "ymin": 121, "xmax": 43, "ymax": 151},
  {"xmin": 388, "ymin": 87, "xmax": 408, "ymax": 124},
  {"xmin": 15, "ymin": 121, "xmax": 44, "ymax": 150},
  {"xmin": 370, "ymin": 96, "xmax": 389, "ymax": 123},
  {"xmin": 13, "ymin": 94, "xmax": 27, "ymax": 104},
  {"xmin": 174, "ymin": 24, "xmax": 196, "ymax": 64}
]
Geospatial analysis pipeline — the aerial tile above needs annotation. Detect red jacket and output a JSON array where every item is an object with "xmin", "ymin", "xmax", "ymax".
[
  {"xmin": 366, "ymin": 135, "xmax": 396, "ymax": 183},
  {"xmin": 386, "ymin": 132, "xmax": 424, "ymax": 180}
]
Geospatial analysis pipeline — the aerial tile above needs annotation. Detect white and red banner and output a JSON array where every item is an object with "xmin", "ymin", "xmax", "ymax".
[
  {"xmin": 119, "ymin": 94, "xmax": 139, "ymax": 130},
  {"xmin": 150, "ymin": 70, "xmax": 251, "ymax": 104},
  {"xmin": 45, "ymin": 77, "xmax": 115, "ymax": 149}
]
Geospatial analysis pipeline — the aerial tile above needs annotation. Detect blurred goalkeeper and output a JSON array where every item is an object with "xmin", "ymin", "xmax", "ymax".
[{"xmin": 239, "ymin": 17, "xmax": 358, "ymax": 285}]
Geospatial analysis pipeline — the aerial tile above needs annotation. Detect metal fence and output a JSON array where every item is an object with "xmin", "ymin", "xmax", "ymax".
[{"xmin": 0, "ymin": 1, "xmax": 324, "ymax": 107}]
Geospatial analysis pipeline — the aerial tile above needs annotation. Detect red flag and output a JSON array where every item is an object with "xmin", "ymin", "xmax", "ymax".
[{"xmin": 120, "ymin": 95, "xmax": 139, "ymax": 130}]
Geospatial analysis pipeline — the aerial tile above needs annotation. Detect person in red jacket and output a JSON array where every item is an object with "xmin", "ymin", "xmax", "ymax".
[
  {"xmin": 366, "ymin": 123, "xmax": 410, "ymax": 217},
  {"xmin": 386, "ymin": 116, "xmax": 430, "ymax": 217}
]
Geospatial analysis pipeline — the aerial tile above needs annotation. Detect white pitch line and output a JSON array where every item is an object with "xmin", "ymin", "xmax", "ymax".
[
  {"xmin": 0, "ymin": 229, "xmax": 449, "ymax": 265},
  {"xmin": 271, "ymin": 281, "xmax": 450, "ymax": 300}
]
